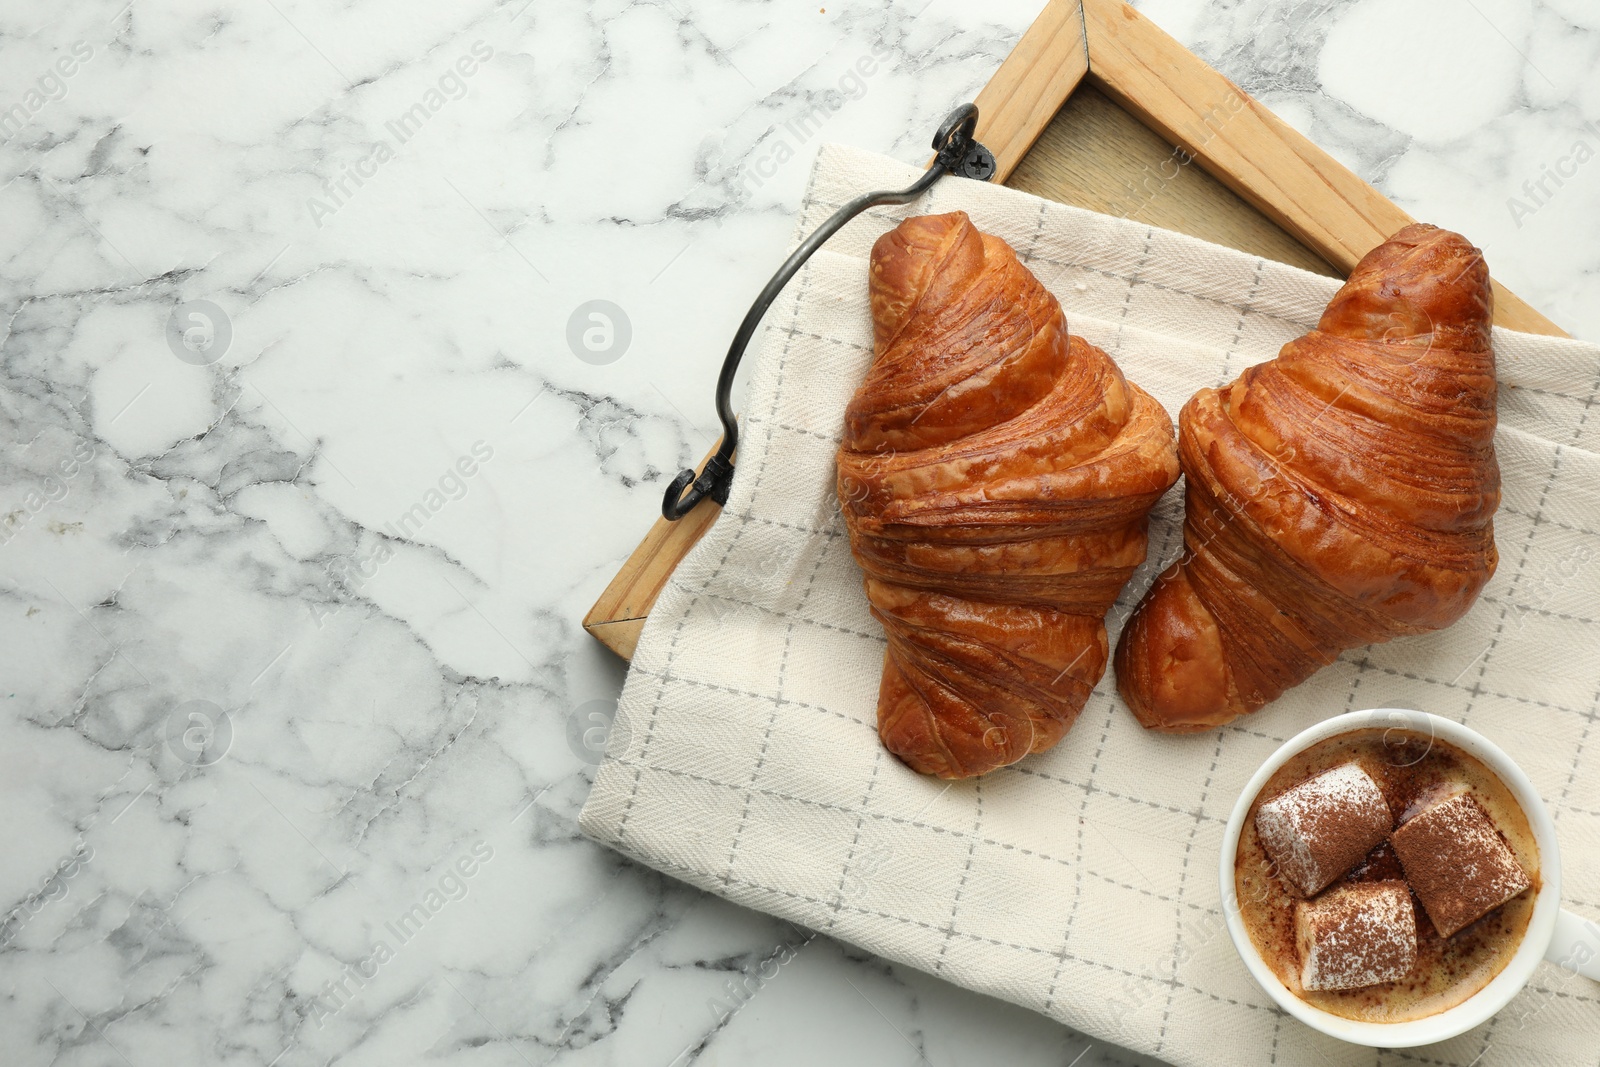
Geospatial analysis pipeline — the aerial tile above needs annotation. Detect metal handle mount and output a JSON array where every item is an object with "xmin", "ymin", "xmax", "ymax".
[{"xmin": 659, "ymin": 103, "xmax": 996, "ymax": 521}]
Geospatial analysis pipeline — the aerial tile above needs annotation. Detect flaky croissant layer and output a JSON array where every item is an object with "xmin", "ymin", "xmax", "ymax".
[
  {"xmin": 838, "ymin": 212, "xmax": 1178, "ymax": 778},
  {"xmin": 1115, "ymin": 223, "xmax": 1501, "ymax": 732}
]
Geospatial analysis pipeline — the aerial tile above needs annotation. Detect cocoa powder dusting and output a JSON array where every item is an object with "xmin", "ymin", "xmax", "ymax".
[
  {"xmin": 1254, "ymin": 763, "xmax": 1392, "ymax": 895},
  {"xmin": 1297, "ymin": 881, "xmax": 1417, "ymax": 991},
  {"xmin": 1235, "ymin": 728, "xmax": 1539, "ymax": 1023},
  {"xmin": 1392, "ymin": 792, "xmax": 1532, "ymax": 938}
]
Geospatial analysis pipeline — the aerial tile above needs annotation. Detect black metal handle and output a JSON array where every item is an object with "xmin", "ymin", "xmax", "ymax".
[{"xmin": 660, "ymin": 103, "xmax": 996, "ymax": 521}]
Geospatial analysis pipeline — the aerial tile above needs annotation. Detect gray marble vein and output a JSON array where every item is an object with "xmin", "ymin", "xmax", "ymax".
[{"xmin": 0, "ymin": 0, "xmax": 1592, "ymax": 1064}]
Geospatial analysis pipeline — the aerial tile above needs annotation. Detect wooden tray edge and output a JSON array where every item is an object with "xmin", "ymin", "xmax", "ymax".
[{"xmin": 584, "ymin": 0, "xmax": 1571, "ymax": 662}]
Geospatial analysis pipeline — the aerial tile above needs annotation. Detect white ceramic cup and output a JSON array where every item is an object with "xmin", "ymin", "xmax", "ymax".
[{"xmin": 1219, "ymin": 707, "xmax": 1600, "ymax": 1047}]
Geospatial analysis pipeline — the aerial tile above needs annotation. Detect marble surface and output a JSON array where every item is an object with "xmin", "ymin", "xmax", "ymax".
[{"xmin": 0, "ymin": 1, "xmax": 1594, "ymax": 1065}]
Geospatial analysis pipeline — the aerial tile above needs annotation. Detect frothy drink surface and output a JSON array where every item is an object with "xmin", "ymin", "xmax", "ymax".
[{"xmin": 1235, "ymin": 728, "xmax": 1538, "ymax": 1023}]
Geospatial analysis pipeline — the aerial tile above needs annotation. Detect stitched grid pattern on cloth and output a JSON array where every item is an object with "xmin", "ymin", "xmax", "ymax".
[{"xmin": 579, "ymin": 144, "xmax": 1600, "ymax": 1067}]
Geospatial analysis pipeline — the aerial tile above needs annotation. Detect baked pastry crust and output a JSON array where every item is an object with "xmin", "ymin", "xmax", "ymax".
[
  {"xmin": 1115, "ymin": 223, "xmax": 1501, "ymax": 732},
  {"xmin": 838, "ymin": 211, "xmax": 1179, "ymax": 777}
]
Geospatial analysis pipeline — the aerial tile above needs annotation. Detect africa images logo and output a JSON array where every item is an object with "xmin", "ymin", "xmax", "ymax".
[
  {"xmin": 307, "ymin": 41, "xmax": 495, "ymax": 228},
  {"xmin": 566, "ymin": 300, "xmax": 631, "ymax": 366},
  {"xmin": 166, "ymin": 300, "xmax": 232, "ymax": 365},
  {"xmin": 308, "ymin": 840, "xmax": 494, "ymax": 1027},
  {"xmin": 165, "ymin": 700, "xmax": 233, "ymax": 767}
]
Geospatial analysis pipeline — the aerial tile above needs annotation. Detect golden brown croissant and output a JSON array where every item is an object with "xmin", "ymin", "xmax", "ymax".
[
  {"xmin": 837, "ymin": 211, "xmax": 1179, "ymax": 778},
  {"xmin": 1115, "ymin": 223, "xmax": 1500, "ymax": 732}
]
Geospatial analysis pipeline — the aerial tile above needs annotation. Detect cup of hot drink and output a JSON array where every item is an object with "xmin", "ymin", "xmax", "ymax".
[{"xmin": 1220, "ymin": 708, "xmax": 1600, "ymax": 1046}]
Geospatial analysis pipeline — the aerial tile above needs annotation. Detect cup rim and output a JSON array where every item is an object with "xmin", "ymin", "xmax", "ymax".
[{"xmin": 1218, "ymin": 708, "xmax": 1563, "ymax": 1047}]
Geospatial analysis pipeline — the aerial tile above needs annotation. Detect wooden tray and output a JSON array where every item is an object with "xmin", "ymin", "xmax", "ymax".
[{"xmin": 584, "ymin": 0, "xmax": 1568, "ymax": 661}]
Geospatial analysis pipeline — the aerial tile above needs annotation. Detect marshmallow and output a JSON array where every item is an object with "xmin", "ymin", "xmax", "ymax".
[
  {"xmin": 1296, "ymin": 881, "xmax": 1417, "ymax": 992},
  {"xmin": 1255, "ymin": 763, "xmax": 1393, "ymax": 896},
  {"xmin": 1391, "ymin": 792, "xmax": 1531, "ymax": 938}
]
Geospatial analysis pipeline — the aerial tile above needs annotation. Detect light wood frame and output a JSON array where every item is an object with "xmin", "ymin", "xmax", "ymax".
[{"xmin": 583, "ymin": 0, "xmax": 1568, "ymax": 660}]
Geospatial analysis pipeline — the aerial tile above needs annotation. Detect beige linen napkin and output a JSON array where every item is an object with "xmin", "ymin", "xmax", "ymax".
[{"xmin": 580, "ymin": 143, "xmax": 1600, "ymax": 1066}]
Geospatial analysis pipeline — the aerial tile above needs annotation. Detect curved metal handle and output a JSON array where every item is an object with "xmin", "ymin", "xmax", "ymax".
[{"xmin": 661, "ymin": 103, "xmax": 996, "ymax": 521}]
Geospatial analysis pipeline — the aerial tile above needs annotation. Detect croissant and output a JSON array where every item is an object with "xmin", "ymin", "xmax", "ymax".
[
  {"xmin": 836, "ymin": 211, "xmax": 1179, "ymax": 778},
  {"xmin": 1115, "ymin": 223, "xmax": 1500, "ymax": 732}
]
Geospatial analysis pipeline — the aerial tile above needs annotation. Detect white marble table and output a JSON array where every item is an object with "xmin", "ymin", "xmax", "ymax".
[{"xmin": 1, "ymin": 1, "xmax": 1594, "ymax": 1064}]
